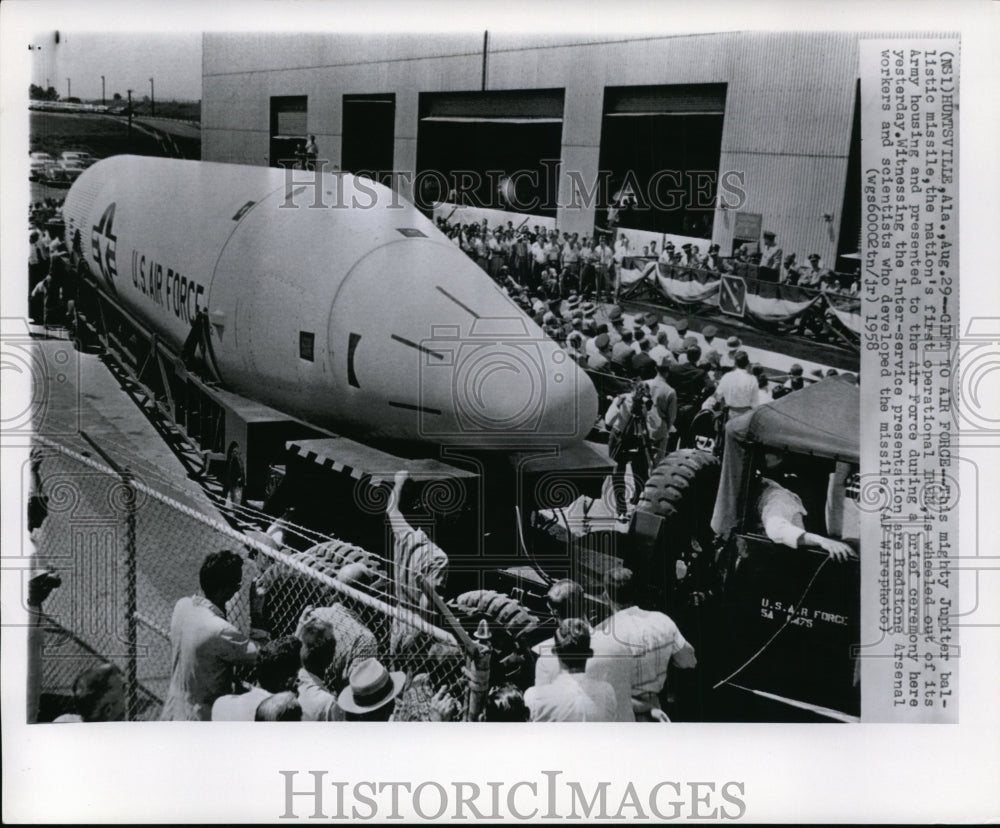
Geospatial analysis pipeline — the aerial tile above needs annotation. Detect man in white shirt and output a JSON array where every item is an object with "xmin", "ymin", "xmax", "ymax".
[
  {"xmin": 758, "ymin": 230, "xmax": 783, "ymax": 279},
  {"xmin": 613, "ymin": 235, "xmax": 629, "ymax": 270},
  {"xmin": 525, "ymin": 619, "xmax": 617, "ymax": 722},
  {"xmin": 594, "ymin": 237, "xmax": 614, "ymax": 300},
  {"xmin": 587, "ymin": 567, "xmax": 696, "ymax": 721},
  {"xmin": 666, "ymin": 317, "xmax": 690, "ymax": 353},
  {"xmin": 646, "ymin": 356, "xmax": 678, "ymax": 463},
  {"xmin": 703, "ymin": 350, "xmax": 759, "ymax": 417},
  {"xmin": 648, "ymin": 330, "xmax": 673, "ymax": 367},
  {"xmin": 532, "ymin": 578, "xmax": 587, "ymax": 687},
  {"xmin": 757, "ymin": 477, "xmax": 856, "ymax": 562},
  {"xmin": 798, "ymin": 253, "xmax": 828, "ymax": 288},
  {"xmin": 698, "ymin": 324, "xmax": 721, "ymax": 363},
  {"xmin": 606, "ymin": 304, "xmax": 626, "ymax": 345},
  {"xmin": 719, "ymin": 335, "xmax": 741, "ymax": 369},
  {"xmin": 530, "ymin": 236, "xmax": 548, "ymax": 285},
  {"xmin": 161, "ymin": 550, "xmax": 265, "ymax": 721},
  {"xmin": 211, "ymin": 635, "xmax": 301, "ymax": 721}
]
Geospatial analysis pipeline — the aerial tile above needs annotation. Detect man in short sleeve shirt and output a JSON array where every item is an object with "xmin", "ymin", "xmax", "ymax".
[{"xmin": 161, "ymin": 550, "xmax": 263, "ymax": 721}]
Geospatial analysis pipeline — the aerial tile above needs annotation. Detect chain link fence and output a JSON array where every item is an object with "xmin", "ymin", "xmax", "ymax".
[{"xmin": 27, "ymin": 436, "xmax": 470, "ymax": 722}]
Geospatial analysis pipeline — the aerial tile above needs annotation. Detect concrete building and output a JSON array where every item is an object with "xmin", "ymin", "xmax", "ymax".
[{"xmin": 202, "ymin": 31, "xmax": 866, "ymax": 267}]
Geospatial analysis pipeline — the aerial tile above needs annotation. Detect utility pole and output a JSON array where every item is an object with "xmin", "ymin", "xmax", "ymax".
[
  {"xmin": 149, "ymin": 77, "xmax": 155, "ymax": 118},
  {"xmin": 101, "ymin": 75, "xmax": 106, "ymax": 106},
  {"xmin": 127, "ymin": 89, "xmax": 133, "ymax": 142}
]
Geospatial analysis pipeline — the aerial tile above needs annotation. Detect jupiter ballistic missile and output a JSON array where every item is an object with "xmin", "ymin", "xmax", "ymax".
[{"xmin": 62, "ymin": 156, "xmax": 597, "ymax": 448}]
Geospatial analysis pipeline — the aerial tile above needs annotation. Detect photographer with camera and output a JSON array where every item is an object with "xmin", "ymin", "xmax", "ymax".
[
  {"xmin": 606, "ymin": 358, "xmax": 664, "ymax": 521},
  {"xmin": 646, "ymin": 355, "xmax": 678, "ymax": 463}
]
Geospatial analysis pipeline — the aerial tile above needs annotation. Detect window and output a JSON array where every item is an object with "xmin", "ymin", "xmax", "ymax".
[
  {"xmin": 416, "ymin": 89, "xmax": 565, "ymax": 217},
  {"xmin": 342, "ymin": 94, "xmax": 396, "ymax": 184},
  {"xmin": 299, "ymin": 331, "xmax": 315, "ymax": 361},
  {"xmin": 597, "ymin": 84, "xmax": 727, "ymax": 238}
]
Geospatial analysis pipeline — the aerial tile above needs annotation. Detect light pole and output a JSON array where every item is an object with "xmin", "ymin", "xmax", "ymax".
[
  {"xmin": 66, "ymin": 77, "xmax": 71, "ymax": 99},
  {"xmin": 127, "ymin": 89, "xmax": 133, "ymax": 141},
  {"xmin": 101, "ymin": 75, "xmax": 106, "ymax": 106},
  {"xmin": 149, "ymin": 77, "xmax": 155, "ymax": 118}
]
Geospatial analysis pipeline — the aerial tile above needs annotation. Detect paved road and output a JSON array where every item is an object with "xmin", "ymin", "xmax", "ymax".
[
  {"xmin": 134, "ymin": 116, "xmax": 200, "ymax": 140},
  {"xmin": 26, "ymin": 336, "xmax": 258, "ymax": 718}
]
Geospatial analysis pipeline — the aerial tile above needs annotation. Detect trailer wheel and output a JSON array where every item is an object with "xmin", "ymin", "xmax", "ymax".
[
  {"xmin": 250, "ymin": 539, "xmax": 389, "ymax": 636},
  {"xmin": 629, "ymin": 449, "xmax": 721, "ymax": 606},
  {"xmin": 447, "ymin": 590, "xmax": 545, "ymax": 690},
  {"xmin": 297, "ymin": 539, "xmax": 390, "ymax": 587},
  {"xmin": 223, "ymin": 445, "xmax": 246, "ymax": 508}
]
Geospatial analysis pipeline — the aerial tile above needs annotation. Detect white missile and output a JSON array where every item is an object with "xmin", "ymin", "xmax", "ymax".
[{"xmin": 62, "ymin": 156, "xmax": 597, "ymax": 448}]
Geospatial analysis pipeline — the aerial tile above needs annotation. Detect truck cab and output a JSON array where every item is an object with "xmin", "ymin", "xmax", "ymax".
[{"xmin": 710, "ymin": 377, "xmax": 861, "ymax": 720}]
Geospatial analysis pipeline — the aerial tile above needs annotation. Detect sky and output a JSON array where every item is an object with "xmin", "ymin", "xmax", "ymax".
[{"xmin": 28, "ymin": 31, "xmax": 202, "ymax": 101}]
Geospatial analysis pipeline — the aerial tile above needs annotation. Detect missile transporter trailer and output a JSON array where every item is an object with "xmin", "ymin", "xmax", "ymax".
[
  {"xmin": 60, "ymin": 156, "xmax": 620, "ymax": 677},
  {"xmin": 62, "ymin": 157, "xmax": 859, "ymax": 720}
]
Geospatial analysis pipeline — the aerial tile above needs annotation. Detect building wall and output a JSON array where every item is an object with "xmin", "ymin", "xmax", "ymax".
[{"xmin": 203, "ymin": 31, "xmax": 862, "ymax": 264}]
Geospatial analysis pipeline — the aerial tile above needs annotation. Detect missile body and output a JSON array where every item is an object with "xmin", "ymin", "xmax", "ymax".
[{"xmin": 62, "ymin": 156, "xmax": 597, "ymax": 448}]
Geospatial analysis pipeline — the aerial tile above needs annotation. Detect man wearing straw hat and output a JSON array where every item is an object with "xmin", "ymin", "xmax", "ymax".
[{"xmin": 337, "ymin": 658, "xmax": 406, "ymax": 722}]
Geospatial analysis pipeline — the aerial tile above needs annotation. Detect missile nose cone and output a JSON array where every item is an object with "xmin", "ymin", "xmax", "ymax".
[
  {"xmin": 330, "ymin": 238, "xmax": 598, "ymax": 448},
  {"xmin": 430, "ymin": 321, "xmax": 598, "ymax": 447}
]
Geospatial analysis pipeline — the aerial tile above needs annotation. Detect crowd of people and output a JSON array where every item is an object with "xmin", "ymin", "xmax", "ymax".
[
  {"xmin": 488, "ymin": 255, "xmax": 853, "ymax": 413},
  {"xmin": 28, "ymin": 198, "xmax": 73, "ymax": 328},
  {"xmin": 438, "ymin": 217, "xmax": 621, "ymax": 302},
  {"xmin": 438, "ymin": 217, "xmax": 861, "ymax": 299},
  {"xmin": 39, "ymin": 407, "xmax": 858, "ymax": 725},
  {"xmin": 462, "ymin": 236, "xmax": 859, "ymax": 521},
  {"xmin": 46, "ymin": 487, "xmax": 698, "ymax": 723},
  {"xmin": 28, "ymin": 197, "xmax": 858, "ymax": 725}
]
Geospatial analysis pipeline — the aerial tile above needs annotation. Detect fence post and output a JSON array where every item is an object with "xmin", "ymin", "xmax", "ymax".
[
  {"xmin": 464, "ymin": 620, "xmax": 492, "ymax": 722},
  {"xmin": 81, "ymin": 431, "xmax": 140, "ymax": 720},
  {"xmin": 121, "ymin": 467, "xmax": 139, "ymax": 720}
]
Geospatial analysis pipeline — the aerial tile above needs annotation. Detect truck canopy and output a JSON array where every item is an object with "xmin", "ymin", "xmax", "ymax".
[{"xmin": 711, "ymin": 377, "xmax": 860, "ymax": 538}]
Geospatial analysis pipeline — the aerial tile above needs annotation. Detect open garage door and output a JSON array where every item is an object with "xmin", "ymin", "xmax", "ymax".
[
  {"xmin": 270, "ymin": 95, "xmax": 308, "ymax": 169},
  {"xmin": 342, "ymin": 94, "xmax": 396, "ymax": 184},
  {"xmin": 598, "ymin": 83, "xmax": 727, "ymax": 238},
  {"xmin": 416, "ymin": 89, "xmax": 564, "ymax": 217}
]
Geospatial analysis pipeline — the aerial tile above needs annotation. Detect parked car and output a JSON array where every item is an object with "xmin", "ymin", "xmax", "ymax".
[
  {"xmin": 58, "ymin": 159, "xmax": 88, "ymax": 181},
  {"xmin": 41, "ymin": 163, "xmax": 72, "ymax": 187},
  {"xmin": 29, "ymin": 151, "xmax": 55, "ymax": 181},
  {"xmin": 60, "ymin": 150, "xmax": 96, "ymax": 168}
]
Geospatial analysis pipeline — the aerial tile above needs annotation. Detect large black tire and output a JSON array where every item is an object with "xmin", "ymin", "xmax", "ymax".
[
  {"xmin": 447, "ymin": 590, "xmax": 546, "ymax": 691},
  {"xmin": 629, "ymin": 449, "xmax": 721, "ymax": 610}
]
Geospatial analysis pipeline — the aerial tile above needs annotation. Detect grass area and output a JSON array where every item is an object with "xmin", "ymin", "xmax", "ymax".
[
  {"xmin": 126, "ymin": 100, "xmax": 201, "ymax": 121},
  {"xmin": 30, "ymin": 111, "xmax": 185, "ymax": 160}
]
